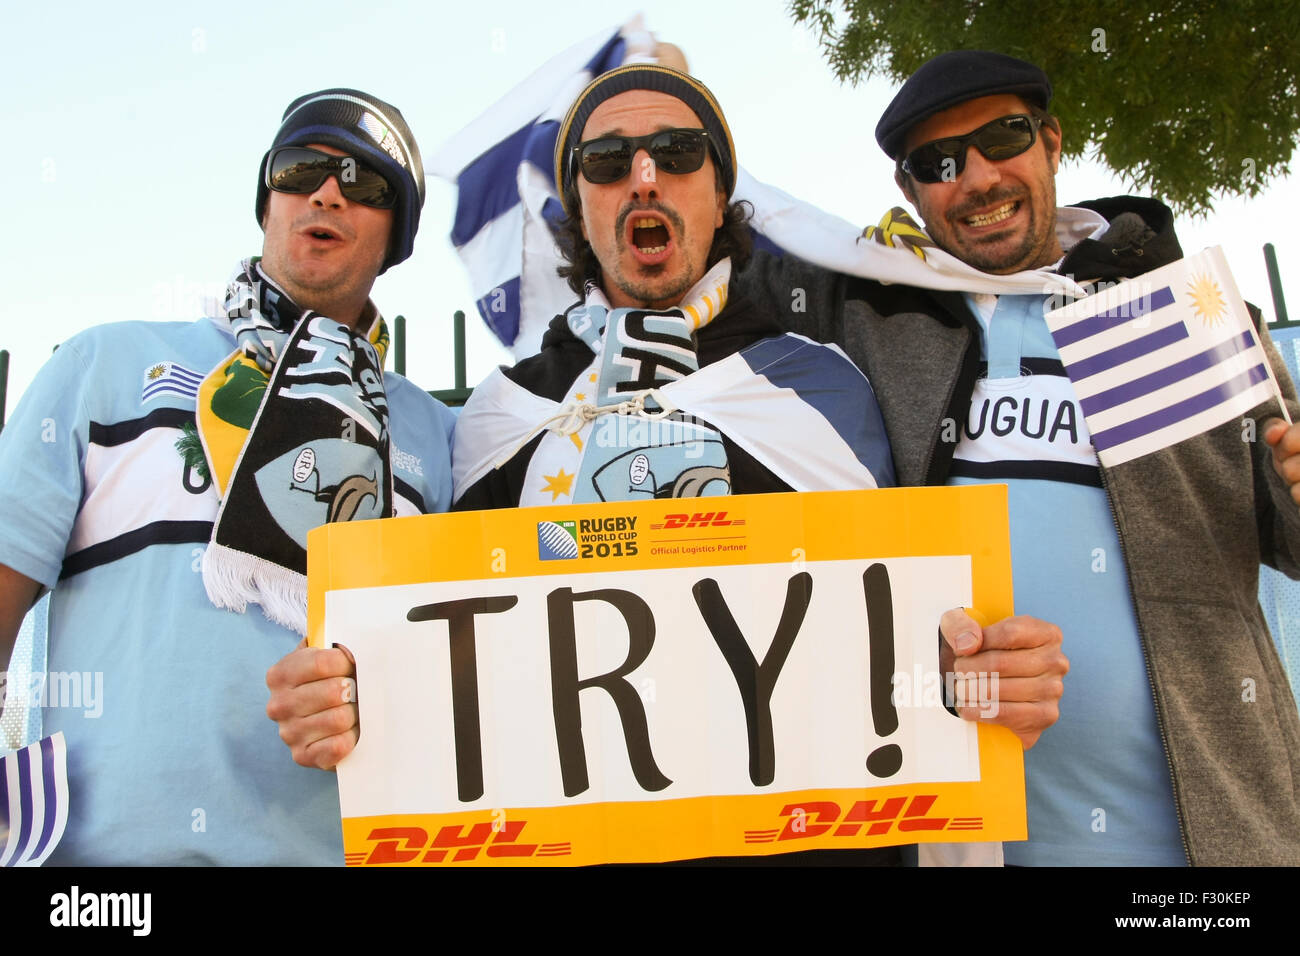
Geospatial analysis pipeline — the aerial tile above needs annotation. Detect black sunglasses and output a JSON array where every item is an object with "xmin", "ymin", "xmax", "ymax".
[
  {"xmin": 572, "ymin": 128, "xmax": 713, "ymax": 185},
  {"xmin": 266, "ymin": 146, "xmax": 397, "ymax": 208},
  {"xmin": 901, "ymin": 114, "xmax": 1042, "ymax": 184}
]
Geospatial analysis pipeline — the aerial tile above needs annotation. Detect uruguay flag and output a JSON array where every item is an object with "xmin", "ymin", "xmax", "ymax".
[
  {"xmin": 1, "ymin": 732, "xmax": 69, "ymax": 866},
  {"xmin": 429, "ymin": 18, "xmax": 659, "ymax": 357},
  {"xmin": 1045, "ymin": 246, "xmax": 1289, "ymax": 467}
]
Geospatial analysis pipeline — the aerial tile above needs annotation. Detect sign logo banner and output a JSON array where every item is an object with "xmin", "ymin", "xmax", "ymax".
[{"xmin": 307, "ymin": 486, "xmax": 1023, "ymax": 865}]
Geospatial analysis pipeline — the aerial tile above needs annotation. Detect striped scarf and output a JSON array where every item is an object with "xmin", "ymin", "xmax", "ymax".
[
  {"xmin": 195, "ymin": 259, "xmax": 392, "ymax": 636},
  {"xmin": 528, "ymin": 259, "xmax": 733, "ymax": 504}
]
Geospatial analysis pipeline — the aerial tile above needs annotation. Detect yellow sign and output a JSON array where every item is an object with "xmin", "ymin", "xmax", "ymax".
[{"xmin": 307, "ymin": 486, "xmax": 1022, "ymax": 866}]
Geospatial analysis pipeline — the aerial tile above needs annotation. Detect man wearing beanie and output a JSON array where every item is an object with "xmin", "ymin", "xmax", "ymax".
[
  {"xmin": 450, "ymin": 65, "xmax": 894, "ymax": 520},
  {"xmin": 452, "ymin": 64, "xmax": 906, "ymax": 865},
  {"xmin": 745, "ymin": 50, "xmax": 1300, "ymax": 865},
  {"xmin": 0, "ymin": 89, "xmax": 455, "ymax": 864}
]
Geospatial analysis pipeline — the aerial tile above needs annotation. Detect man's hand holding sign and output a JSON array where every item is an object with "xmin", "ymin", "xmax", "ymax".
[
  {"xmin": 940, "ymin": 610, "xmax": 1067, "ymax": 751},
  {"xmin": 266, "ymin": 641, "xmax": 358, "ymax": 771}
]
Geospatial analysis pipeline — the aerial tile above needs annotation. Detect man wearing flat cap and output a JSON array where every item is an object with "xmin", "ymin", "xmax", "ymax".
[
  {"xmin": 746, "ymin": 49, "xmax": 1300, "ymax": 865},
  {"xmin": 0, "ymin": 88, "xmax": 455, "ymax": 863}
]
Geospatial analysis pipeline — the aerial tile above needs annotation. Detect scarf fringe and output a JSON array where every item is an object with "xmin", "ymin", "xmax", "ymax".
[{"xmin": 202, "ymin": 542, "xmax": 308, "ymax": 637}]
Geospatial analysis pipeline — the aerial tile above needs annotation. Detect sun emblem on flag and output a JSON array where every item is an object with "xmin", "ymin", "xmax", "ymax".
[
  {"xmin": 146, "ymin": 363, "xmax": 167, "ymax": 381},
  {"xmin": 1186, "ymin": 273, "xmax": 1227, "ymax": 327}
]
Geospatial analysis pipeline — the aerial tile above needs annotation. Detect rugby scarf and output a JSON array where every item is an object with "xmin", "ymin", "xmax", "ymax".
[
  {"xmin": 559, "ymin": 258, "xmax": 732, "ymax": 502},
  {"xmin": 454, "ymin": 257, "xmax": 893, "ymax": 506},
  {"xmin": 195, "ymin": 259, "xmax": 392, "ymax": 636}
]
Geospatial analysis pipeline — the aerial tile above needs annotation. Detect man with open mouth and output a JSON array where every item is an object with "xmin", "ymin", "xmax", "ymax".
[
  {"xmin": 0, "ymin": 88, "xmax": 456, "ymax": 864},
  {"xmin": 450, "ymin": 64, "xmax": 895, "ymax": 522}
]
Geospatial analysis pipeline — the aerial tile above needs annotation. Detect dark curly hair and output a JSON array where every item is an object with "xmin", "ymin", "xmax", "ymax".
[{"xmin": 554, "ymin": 168, "xmax": 754, "ymax": 297}]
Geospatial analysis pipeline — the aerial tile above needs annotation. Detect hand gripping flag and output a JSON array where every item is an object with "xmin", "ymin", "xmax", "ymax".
[{"xmin": 1044, "ymin": 246, "xmax": 1290, "ymax": 468}]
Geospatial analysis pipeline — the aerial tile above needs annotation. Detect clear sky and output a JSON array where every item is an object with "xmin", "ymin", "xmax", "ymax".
[{"xmin": 2, "ymin": 1, "xmax": 1296, "ymax": 413}]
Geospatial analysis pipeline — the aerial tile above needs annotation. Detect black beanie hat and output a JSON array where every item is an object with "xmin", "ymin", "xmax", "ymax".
[
  {"xmin": 554, "ymin": 65, "xmax": 737, "ymax": 216},
  {"xmin": 255, "ymin": 88, "xmax": 425, "ymax": 274},
  {"xmin": 875, "ymin": 51, "xmax": 1052, "ymax": 160}
]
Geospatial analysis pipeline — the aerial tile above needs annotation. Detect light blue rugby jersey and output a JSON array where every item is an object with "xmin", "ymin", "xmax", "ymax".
[
  {"xmin": 0, "ymin": 316, "xmax": 455, "ymax": 865},
  {"xmin": 950, "ymin": 288, "xmax": 1186, "ymax": 867}
]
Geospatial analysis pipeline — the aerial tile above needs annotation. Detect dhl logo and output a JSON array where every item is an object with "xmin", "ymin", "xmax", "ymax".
[
  {"xmin": 346, "ymin": 821, "xmax": 571, "ymax": 865},
  {"xmin": 743, "ymin": 795, "xmax": 982, "ymax": 843},
  {"xmin": 650, "ymin": 511, "xmax": 746, "ymax": 531}
]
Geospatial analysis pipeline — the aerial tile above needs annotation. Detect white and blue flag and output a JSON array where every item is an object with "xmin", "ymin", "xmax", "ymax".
[
  {"xmin": 1045, "ymin": 246, "xmax": 1288, "ymax": 467},
  {"xmin": 429, "ymin": 18, "xmax": 660, "ymax": 357},
  {"xmin": 141, "ymin": 361, "xmax": 202, "ymax": 404},
  {"xmin": 1, "ymin": 732, "xmax": 69, "ymax": 867}
]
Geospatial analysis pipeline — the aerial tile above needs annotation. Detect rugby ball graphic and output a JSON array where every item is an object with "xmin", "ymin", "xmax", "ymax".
[{"xmin": 537, "ymin": 521, "xmax": 579, "ymax": 560}]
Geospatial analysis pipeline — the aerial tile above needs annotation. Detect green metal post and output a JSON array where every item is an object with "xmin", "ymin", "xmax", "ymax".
[
  {"xmin": 1264, "ymin": 244, "xmax": 1291, "ymax": 326},
  {"xmin": 0, "ymin": 349, "xmax": 8, "ymax": 433},
  {"xmin": 394, "ymin": 314, "xmax": 406, "ymax": 376},
  {"xmin": 430, "ymin": 310, "xmax": 475, "ymax": 407},
  {"xmin": 454, "ymin": 310, "xmax": 467, "ymax": 390}
]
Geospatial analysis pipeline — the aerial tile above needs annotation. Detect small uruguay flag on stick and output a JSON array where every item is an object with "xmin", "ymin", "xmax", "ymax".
[
  {"xmin": 1045, "ymin": 246, "xmax": 1291, "ymax": 468},
  {"xmin": 1, "ymin": 732, "xmax": 70, "ymax": 866}
]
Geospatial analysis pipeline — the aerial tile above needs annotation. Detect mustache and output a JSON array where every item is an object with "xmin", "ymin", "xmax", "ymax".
[
  {"xmin": 947, "ymin": 187, "xmax": 1025, "ymax": 221},
  {"xmin": 616, "ymin": 200, "xmax": 685, "ymax": 237}
]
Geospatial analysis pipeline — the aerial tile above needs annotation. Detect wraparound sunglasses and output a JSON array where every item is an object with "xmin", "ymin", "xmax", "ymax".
[
  {"xmin": 266, "ymin": 146, "xmax": 397, "ymax": 208},
  {"xmin": 902, "ymin": 114, "xmax": 1043, "ymax": 183},
  {"xmin": 572, "ymin": 128, "xmax": 714, "ymax": 185}
]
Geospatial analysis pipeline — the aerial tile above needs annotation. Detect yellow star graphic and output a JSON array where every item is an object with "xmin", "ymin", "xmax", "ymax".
[
  {"xmin": 540, "ymin": 468, "xmax": 575, "ymax": 501},
  {"xmin": 575, "ymin": 392, "xmax": 586, "ymax": 401}
]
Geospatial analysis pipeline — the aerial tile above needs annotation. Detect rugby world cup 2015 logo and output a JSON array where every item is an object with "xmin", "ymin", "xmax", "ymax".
[{"xmin": 537, "ymin": 520, "xmax": 579, "ymax": 560}]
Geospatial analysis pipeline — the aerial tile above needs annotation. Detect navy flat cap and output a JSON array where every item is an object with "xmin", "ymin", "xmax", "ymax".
[{"xmin": 875, "ymin": 50, "xmax": 1052, "ymax": 159}]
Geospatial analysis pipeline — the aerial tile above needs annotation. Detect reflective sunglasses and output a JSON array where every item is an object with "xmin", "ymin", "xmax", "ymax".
[
  {"xmin": 572, "ymin": 128, "xmax": 713, "ymax": 185},
  {"xmin": 901, "ymin": 114, "xmax": 1042, "ymax": 184},
  {"xmin": 265, "ymin": 146, "xmax": 397, "ymax": 208}
]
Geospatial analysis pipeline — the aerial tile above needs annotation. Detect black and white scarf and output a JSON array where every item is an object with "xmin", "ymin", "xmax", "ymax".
[{"xmin": 194, "ymin": 258, "xmax": 393, "ymax": 635}]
